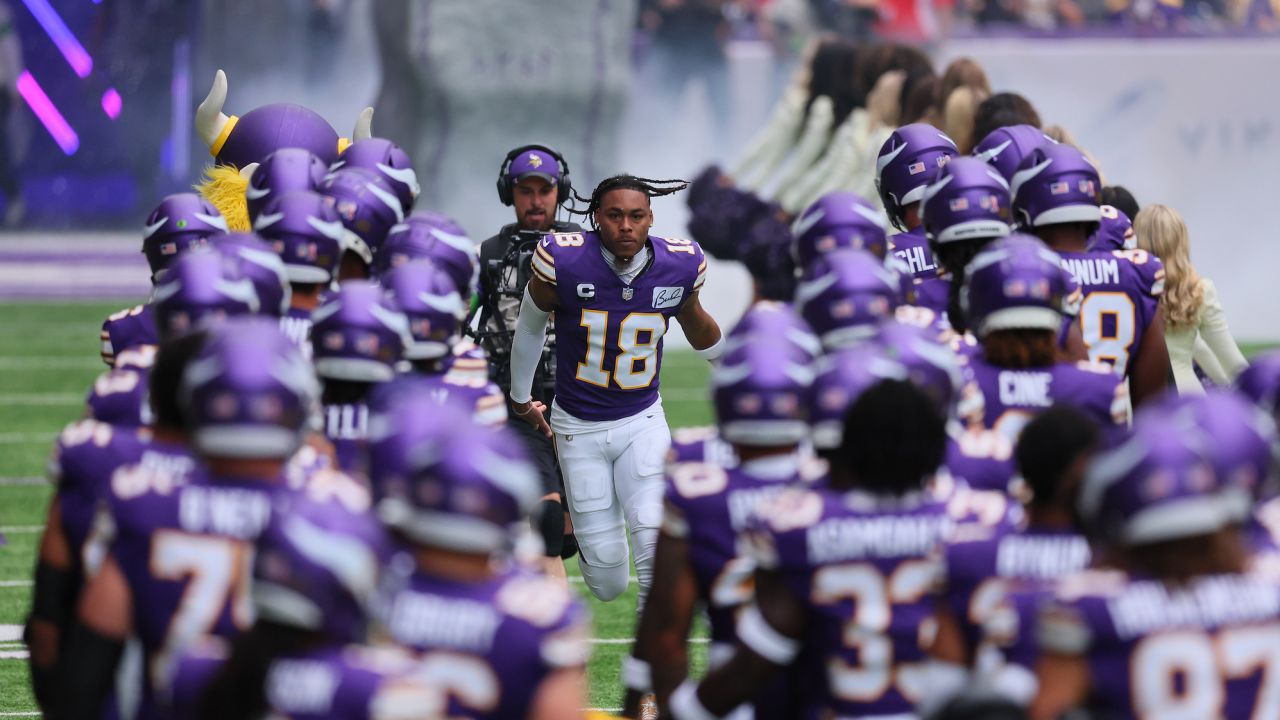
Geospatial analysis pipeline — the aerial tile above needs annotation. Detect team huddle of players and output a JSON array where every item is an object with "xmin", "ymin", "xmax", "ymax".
[{"xmin": 21, "ymin": 74, "xmax": 1280, "ymax": 720}]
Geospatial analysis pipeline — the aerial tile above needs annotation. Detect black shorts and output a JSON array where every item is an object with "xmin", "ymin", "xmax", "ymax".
[{"xmin": 508, "ymin": 412, "xmax": 564, "ymax": 497}]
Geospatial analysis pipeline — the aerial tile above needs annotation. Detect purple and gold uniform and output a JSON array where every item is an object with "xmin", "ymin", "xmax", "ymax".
[
  {"xmin": 166, "ymin": 636, "xmax": 440, "ymax": 720},
  {"xmin": 667, "ymin": 426, "xmax": 738, "ymax": 469},
  {"xmin": 744, "ymin": 484, "xmax": 953, "ymax": 718},
  {"xmin": 1057, "ymin": 248, "xmax": 1164, "ymax": 378},
  {"xmin": 967, "ymin": 355, "xmax": 1127, "ymax": 442},
  {"xmin": 280, "ymin": 305, "xmax": 314, "ymax": 357},
  {"xmin": 323, "ymin": 401, "xmax": 370, "ymax": 476},
  {"xmin": 945, "ymin": 427, "xmax": 1015, "ymax": 493},
  {"xmin": 380, "ymin": 567, "xmax": 589, "ymax": 720},
  {"xmin": 1039, "ymin": 569, "xmax": 1280, "ymax": 719},
  {"xmin": 100, "ymin": 304, "xmax": 158, "ymax": 367},
  {"xmin": 85, "ymin": 367, "xmax": 152, "ymax": 428},
  {"xmin": 890, "ymin": 227, "xmax": 950, "ymax": 315},
  {"xmin": 940, "ymin": 522, "xmax": 1090, "ymax": 696},
  {"xmin": 531, "ymin": 230, "xmax": 706, "ymax": 422}
]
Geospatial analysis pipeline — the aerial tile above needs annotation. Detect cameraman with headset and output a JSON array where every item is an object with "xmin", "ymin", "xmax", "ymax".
[{"xmin": 473, "ymin": 145, "xmax": 582, "ymax": 581}]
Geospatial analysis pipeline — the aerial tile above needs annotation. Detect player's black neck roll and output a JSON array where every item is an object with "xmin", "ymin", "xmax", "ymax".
[{"xmin": 568, "ymin": 174, "xmax": 689, "ymax": 229}]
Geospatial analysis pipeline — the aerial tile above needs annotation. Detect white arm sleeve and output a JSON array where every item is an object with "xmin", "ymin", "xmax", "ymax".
[
  {"xmin": 508, "ymin": 287, "xmax": 550, "ymax": 405},
  {"xmin": 1198, "ymin": 279, "xmax": 1249, "ymax": 381}
]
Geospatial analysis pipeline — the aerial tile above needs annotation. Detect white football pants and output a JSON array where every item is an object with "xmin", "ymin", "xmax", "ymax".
[{"xmin": 555, "ymin": 409, "xmax": 669, "ymax": 606}]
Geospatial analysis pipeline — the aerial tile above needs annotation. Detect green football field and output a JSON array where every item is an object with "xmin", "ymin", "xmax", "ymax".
[{"xmin": 0, "ymin": 300, "xmax": 716, "ymax": 715}]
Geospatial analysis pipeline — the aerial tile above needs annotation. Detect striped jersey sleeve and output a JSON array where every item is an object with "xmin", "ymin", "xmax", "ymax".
[{"xmin": 531, "ymin": 237, "xmax": 557, "ymax": 285}]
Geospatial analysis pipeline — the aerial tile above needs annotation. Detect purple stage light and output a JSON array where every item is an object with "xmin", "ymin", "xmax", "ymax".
[
  {"xmin": 101, "ymin": 87, "xmax": 121, "ymax": 119},
  {"xmin": 20, "ymin": 0, "xmax": 93, "ymax": 78},
  {"xmin": 17, "ymin": 70, "xmax": 78, "ymax": 155}
]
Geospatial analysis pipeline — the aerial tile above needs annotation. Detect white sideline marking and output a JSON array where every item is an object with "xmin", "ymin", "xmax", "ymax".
[
  {"xmin": 0, "ymin": 625, "xmax": 22, "ymax": 642},
  {"xmin": 0, "ymin": 581, "xmax": 33, "ymax": 588},
  {"xmin": 0, "ymin": 433, "xmax": 54, "ymax": 445},
  {"xmin": 0, "ymin": 525, "xmax": 44, "ymax": 534},
  {"xmin": 568, "ymin": 576, "xmax": 637, "ymax": 584},
  {"xmin": 0, "ymin": 477, "xmax": 44, "ymax": 486},
  {"xmin": 589, "ymin": 637, "xmax": 707, "ymax": 645},
  {"xmin": 0, "ymin": 357, "xmax": 103, "ymax": 370},
  {"xmin": 0, "ymin": 394, "xmax": 82, "ymax": 406},
  {"xmin": 0, "ymin": 712, "xmax": 40, "ymax": 716}
]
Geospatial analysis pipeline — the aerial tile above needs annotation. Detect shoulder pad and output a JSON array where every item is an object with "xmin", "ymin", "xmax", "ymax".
[
  {"xmin": 495, "ymin": 572, "xmax": 576, "ymax": 629},
  {"xmin": 666, "ymin": 461, "xmax": 729, "ymax": 501}
]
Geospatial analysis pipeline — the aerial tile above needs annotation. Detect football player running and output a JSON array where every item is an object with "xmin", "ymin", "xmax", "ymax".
[
  {"xmin": 508, "ymin": 174, "xmax": 724, "ymax": 605},
  {"xmin": 625, "ymin": 319, "xmax": 817, "ymax": 717},
  {"xmin": 1010, "ymin": 143, "xmax": 1168, "ymax": 407}
]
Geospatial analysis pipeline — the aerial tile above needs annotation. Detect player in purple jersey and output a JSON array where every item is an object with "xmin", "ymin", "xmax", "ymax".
[
  {"xmin": 626, "ymin": 336, "xmax": 816, "ymax": 717},
  {"xmin": 377, "ymin": 213, "xmax": 479, "ymax": 299},
  {"xmin": 1011, "ymin": 142, "xmax": 1169, "ymax": 408},
  {"xmin": 379, "ymin": 260, "xmax": 506, "ymax": 428},
  {"xmin": 209, "ymin": 231, "xmax": 293, "ymax": 318},
  {"xmin": 245, "ymin": 147, "xmax": 328, "ymax": 224},
  {"xmin": 58, "ymin": 319, "xmax": 341, "ymax": 720},
  {"xmin": 310, "ymin": 282, "xmax": 411, "ymax": 477},
  {"xmin": 1030, "ymin": 411, "xmax": 1280, "ymax": 720},
  {"xmin": 28, "ymin": 332, "xmax": 205, "ymax": 715},
  {"xmin": 319, "ymin": 167, "xmax": 404, "ymax": 281},
  {"xmin": 875, "ymin": 123, "xmax": 958, "ymax": 314},
  {"xmin": 971, "ymin": 125, "xmax": 1053, "ymax": 185},
  {"xmin": 369, "ymin": 406, "xmax": 590, "ymax": 719},
  {"xmin": 1087, "ymin": 204, "xmax": 1137, "ymax": 253},
  {"xmin": 961, "ymin": 235, "xmax": 1127, "ymax": 442},
  {"xmin": 790, "ymin": 190, "xmax": 891, "ymax": 270},
  {"xmin": 794, "ymin": 249, "xmax": 902, "ymax": 351},
  {"xmin": 165, "ymin": 498, "xmax": 443, "ymax": 720},
  {"xmin": 675, "ymin": 379, "xmax": 955, "ymax": 719},
  {"xmin": 253, "ymin": 189, "xmax": 346, "ymax": 354},
  {"xmin": 508, "ymin": 175, "xmax": 724, "ymax": 604},
  {"xmin": 928, "ymin": 406, "xmax": 1098, "ymax": 709},
  {"xmin": 100, "ymin": 194, "xmax": 229, "ymax": 366}
]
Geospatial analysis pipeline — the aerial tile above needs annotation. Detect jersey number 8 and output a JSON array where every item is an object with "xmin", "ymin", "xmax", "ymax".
[{"xmin": 576, "ymin": 311, "xmax": 666, "ymax": 390}]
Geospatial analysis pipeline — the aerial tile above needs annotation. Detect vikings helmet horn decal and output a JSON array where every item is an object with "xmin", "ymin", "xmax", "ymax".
[{"xmin": 195, "ymin": 69, "xmax": 232, "ymax": 154}]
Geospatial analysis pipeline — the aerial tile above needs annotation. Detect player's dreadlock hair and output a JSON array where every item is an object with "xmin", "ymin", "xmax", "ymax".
[{"xmin": 569, "ymin": 174, "xmax": 689, "ymax": 229}]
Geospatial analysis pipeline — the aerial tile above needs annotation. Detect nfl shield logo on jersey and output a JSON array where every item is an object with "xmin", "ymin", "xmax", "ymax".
[{"xmin": 622, "ymin": 287, "xmax": 634, "ymax": 301}]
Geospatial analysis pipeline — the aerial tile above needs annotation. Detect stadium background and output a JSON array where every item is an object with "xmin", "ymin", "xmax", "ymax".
[{"xmin": 0, "ymin": 0, "xmax": 1277, "ymax": 714}]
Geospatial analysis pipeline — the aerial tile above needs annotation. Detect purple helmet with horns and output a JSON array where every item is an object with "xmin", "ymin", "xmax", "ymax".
[
  {"xmin": 1078, "ymin": 413, "xmax": 1227, "ymax": 546},
  {"xmin": 309, "ymin": 281, "xmax": 411, "ymax": 383},
  {"xmin": 377, "ymin": 213, "xmax": 478, "ymax": 297},
  {"xmin": 180, "ymin": 317, "xmax": 319, "ymax": 459},
  {"xmin": 252, "ymin": 497, "xmax": 392, "ymax": 643},
  {"xmin": 380, "ymin": 260, "xmax": 466, "ymax": 361},
  {"xmin": 253, "ymin": 190, "xmax": 345, "ymax": 284},
  {"xmin": 712, "ymin": 336, "xmax": 814, "ymax": 447},
  {"xmin": 791, "ymin": 191, "xmax": 890, "ymax": 269},
  {"xmin": 372, "ymin": 409, "xmax": 541, "ymax": 553},
  {"xmin": 152, "ymin": 250, "xmax": 260, "ymax": 341},
  {"xmin": 919, "ymin": 157, "xmax": 1012, "ymax": 246},
  {"xmin": 210, "ymin": 232, "xmax": 292, "ymax": 317},
  {"xmin": 961, "ymin": 234, "xmax": 1075, "ymax": 338},
  {"xmin": 972, "ymin": 124, "xmax": 1053, "ymax": 183},
  {"xmin": 1237, "ymin": 351, "xmax": 1280, "ymax": 423},
  {"xmin": 810, "ymin": 343, "xmax": 906, "ymax": 451},
  {"xmin": 246, "ymin": 148, "xmax": 328, "ymax": 223},
  {"xmin": 726, "ymin": 301, "xmax": 820, "ymax": 359},
  {"xmin": 318, "ymin": 167, "xmax": 404, "ymax": 256},
  {"xmin": 1010, "ymin": 143, "xmax": 1102, "ymax": 229},
  {"xmin": 875, "ymin": 123, "xmax": 958, "ymax": 229},
  {"xmin": 793, "ymin": 249, "xmax": 901, "ymax": 350},
  {"xmin": 335, "ymin": 138, "xmax": 420, "ymax": 213},
  {"xmin": 141, "ymin": 193, "xmax": 229, "ymax": 280},
  {"xmin": 1087, "ymin": 204, "xmax": 1137, "ymax": 252}
]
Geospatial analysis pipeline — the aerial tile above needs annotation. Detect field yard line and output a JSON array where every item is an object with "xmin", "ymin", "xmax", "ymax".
[
  {"xmin": 0, "ymin": 651, "xmax": 26, "ymax": 659},
  {"xmin": 0, "ymin": 357, "xmax": 103, "ymax": 370},
  {"xmin": 0, "ymin": 477, "xmax": 44, "ymax": 486},
  {"xmin": 0, "ymin": 625, "xmax": 21, "ymax": 642},
  {"xmin": 0, "ymin": 433, "xmax": 55, "ymax": 444},
  {"xmin": 0, "ymin": 393, "xmax": 83, "ymax": 406},
  {"xmin": 0, "ymin": 581, "xmax": 33, "ymax": 588},
  {"xmin": 568, "ymin": 576, "xmax": 637, "ymax": 584},
  {"xmin": 0, "ymin": 525, "xmax": 43, "ymax": 534},
  {"xmin": 589, "ymin": 638, "xmax": 708, "ymax": 645},
  {"xmin": 0, "ymin": 712, "xmax": 40, "ymax": 716}
]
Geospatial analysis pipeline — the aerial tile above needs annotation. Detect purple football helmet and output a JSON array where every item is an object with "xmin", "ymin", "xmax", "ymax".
[
  {"xmin": 810, "ymin": 343, "xmax": 907, "ymax": 451},
  {"xmin": 794, "ymin": 250, "xmax": 901, "ymax": 350},
  {"xmin": 726, "ymin": 301, "xmax": 820, "ymax": 359},
  {"xmin": 377, "ymin": 213, "xmax": 478, "ymax": 297},
  {"xmin": 1010, "ymin": 143, "xmax": 1102, "ymax": 229},
  {"xmin": 141, "ymin": 193, "xmax": 229, "ymax": 280},
  {"xmin": 875, "ymin": 124, "xmax": 958, "ymax": 229},
  {"xmin": 253, "ymin": 190, "xmax": 345, "ymax": 284},
  {"xmin": 210, "ymin": 232, "xmax": 292, "ymax": 317},
  {"xmin": 712, "ymin": 338, "xmax": 814, "ymax": 447},
  {"xmin": 252, "ymin": 497, "xmax": 391, "ymax": 643},
  {"xmin": 309, "ymin": 281, "xmax": 411, "ymax": 383},
  {"xmin": 1236, "ymin": 351, "xmax": 1280, "ymax": 423},
  {"xmin": 318, "ymin": 167, "xmax": 404, "ymax": 256},
  {"xmin": 217, "ymin": 104, "xmax": 342, "ymax": 169},
  {"xmin": 153, "ymin": 251, "xmax": 260, "ymax": 341},
  {"xmin": 334, "ymin": 138, "xmax": 420, "ymax": 213},
  {"xmin": 1079, "ymin": 414, "xmax": 1226, "ymax": 546},
  {"xmin": 372, "ymin": 408, "xmax": 540, "ymax": 553},
  {"xmin": 919, "ymin": 157, "xmax": 1012, "ymax": 246},
  {"xmin": 791, "ymin": 191, "xmax": 891, "ymax": 269},
  {"xmin": 875, "ymin": 320, "xmax": 965, "ymax": 420},
  {"xmin": 180, "ymin": 317, "xmax": 319, "ymax": 459},
  {"xmin": 972, "ymin": 124, "xmax": 1054, "ymax": 183},
  {"xmin": 961, "ymin": 234, "xmax": 1073, "ymax": 338},
  {"xmin": 245, "ymin": 148, "xmax": 328, "ymax": 222},
  {"xmin": 1087, "ymin": 204, "xmax": 1137, "ymax": 252},
  {"xmin": 380, "ymin": 260, "xmax": 466, "ymax": 361}
]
